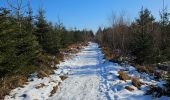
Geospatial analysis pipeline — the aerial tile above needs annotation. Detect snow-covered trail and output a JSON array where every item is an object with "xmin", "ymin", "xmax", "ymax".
[
  {"xmin": 51, "ymin": 42, "xmax": 168, "ymax": 100},
  {"xmin": 50, "ymin": 42, "xmax": 104, "ymax": 100},
  {"xmin": 50, "ymin": 43, "xmax": 141, "ymax": 100},
  {"xmin": 5, "ymin": 42, "xmax": 169, "ymax": 100}
]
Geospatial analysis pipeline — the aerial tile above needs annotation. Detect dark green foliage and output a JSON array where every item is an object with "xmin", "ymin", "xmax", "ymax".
[
  {"xmin": 60, "ymin": 28, "xmax": 72, "ymax": 47},
  {"xmin": 57, "ymin": 28, "xmax": 94, "ymax": 51},
  {"xmin": 130, "ymin": 8, "xmax": 155, "ymax": 64},
  {"xmin": 0, "ymin": 6, "xmax": 94, "ymax": 78},
  {"xmin": 34, "ymin": 9, "xmax": 94, "ymax": 54},
  {"xmin": 159, "ymin": 8, "xmax": 170, "ymax": 61},
  {"xmin": 0, "ymin": 7, "xmax": 39, "ymax": 77},
  {"xmin": 0, "ymin": 8, "xmax": 16, "ymax": 76},
  {"xmin": 34, "ymin": 9, "xmax": 50, "ymax": 52}
]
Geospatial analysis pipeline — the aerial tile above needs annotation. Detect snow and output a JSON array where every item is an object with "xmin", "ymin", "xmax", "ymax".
[
  {"xmin": 5, "ymin": 76, "xmax": 62, "ymax": 100},
  {"xmin": 50, "ymin": 75, "xmax": 100, "ymax": 100},
  {"xmin": 5, "ymin": 42, "xmax": 170, "ymax": 100}
]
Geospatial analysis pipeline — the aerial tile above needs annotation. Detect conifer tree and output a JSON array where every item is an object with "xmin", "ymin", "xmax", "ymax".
[
  {"xmin": 0, "ymin": 8, "xmax": 17, "ymax": 76},
  {"xmin": 130, "ymin": 8, "xmax": 155, "ymax": 64},
  {"xmin": 34, "ymin": 8, "xmax": 50, "ymax": 52}
]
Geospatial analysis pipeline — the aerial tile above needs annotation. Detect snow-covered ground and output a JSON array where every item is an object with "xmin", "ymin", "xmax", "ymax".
[{"xmin": 5, "ymin": 42, "xmax": 170, "ymax": 100}]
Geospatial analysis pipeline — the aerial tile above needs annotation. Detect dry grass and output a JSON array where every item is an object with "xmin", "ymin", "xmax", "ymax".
[
  {"xmin": 135, "ymin": 64, "xmax": 162, "ymax": 79},
  {"xmin": 102, "ymin": 47, "xmax": 113, "ymax": 60},
  {"xmin": 38, "ymin": 52, "xmax": 63, "ymax": 68},
  {"xmin": 37, "ymin": 70, "xmax": 50, "ymax": 78},
  {"xmin": 0, "ymin": 75, "xmax": 27, "ymax": 99},
  {"xmin": 35, "ymin": 83, "xmax": 46, "ymax": 89},
  {"xmin": 50, "ymin": 85, "xmax": 58, "ymax": 97},
  {"xmin": 117, "ymin": 69, "xmax": 147, "ymax": 89},
  {"xmin": 131, "ymin": 78, "xmax": 144, "ymax": 89},
  {"xmin": 135, "ymin": 65, "xmax": 149, "ymax": 73},
  {"xmin": 59, "ymin": 75, "xmax": 68, "ymax": 81},
  {"xmin": 0, "ymin": 60, "xmax": 55, "ymax": 99},
  {"xmin": 60, "ymin": 42, "xmax": 86, "ymax": 54},
  {"xmin": 102, "ymin": 47, "xmax": 121, "ymax": 61},
  {"xmin": 101, "ymin": 47, "xmax": 129, "ymax": 64},
  {"xmin": 125, "ymin": 86, "xmax": 134, "ymax": 91},
  {"xmin": 49, "ymin": 76, "xmax": 69, "ymax": 97},
  {"xmin": 145, "ymin": 85, "xmax": 166, "ymax": 98},
  {"xmin": 118, "ymin": 71, "xmax": 131, "ymax": 81},
  {"xmin": 135, "ymin": 64, "xmax": 156, "ymax": 74}
]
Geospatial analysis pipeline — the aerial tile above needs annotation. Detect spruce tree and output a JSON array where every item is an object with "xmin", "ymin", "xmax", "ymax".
[
  {"xmin": 0, "ymin": 8, "xmax": 17, "ymax": 76},
  {"xmin": 130, "ymin": 8, "xmax": 155, "ymax": 64},
  {"xmin": 159, "ymin": 7, "xmax": 170, "ymax": 61},
  {"xmin": 34, "ymin": 8, "xmax": 50, "ymax": 52},
  {"xmin": 35, "ymin": 8, "xmax": 60, "ymax": 54},
  {"xmin": 0, "ymin": 5, "xmax": 39, "ymax": 77}
]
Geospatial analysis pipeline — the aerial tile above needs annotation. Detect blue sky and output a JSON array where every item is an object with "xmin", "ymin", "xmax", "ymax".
[{"xmin": 0, "ymin": 0, "xmax": 170, "ymax": 32}]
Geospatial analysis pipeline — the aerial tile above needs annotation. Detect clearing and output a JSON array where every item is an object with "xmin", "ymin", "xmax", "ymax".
[{"xmin": 5, "ymin": 42, "xmax": 169, "ymax": 100}]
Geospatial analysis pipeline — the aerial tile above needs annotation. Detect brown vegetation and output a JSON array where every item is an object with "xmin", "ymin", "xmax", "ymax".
[
  {"xmin": 118, "ymin": 71, "xmax": 145, "ymax": 89},
  {"xmin": 59, "ymin": 75, "xmax": 68, "ymax": 81},
  {"xmin": 35, "ymin": 83, "xmax": 46, "ymax": 89},
  {"xmin": 118, "ymin": 71, "xmax": 131, "ymax": 81},
  {"xmin": 0, "ymin": 42, "xmax": 85, "ymax": 99},
  {"xmin": 135, "ymin": 65, "xmax": 154, "ymax": 74},
  {"xmin": 132, "ymin": 78, "xmax": 144, "ymax": 89},
  {"xmin": 146, "ymin": 85, "xmax": 166, "ymax": 98},
  {"xmin": 134, "ymin": 64, "xmax": 162, "ymax": 79},
  {"xmin": 0, "ymin": 75, "xmax": 27, "ymax": 99},
  {"xmin": 50, "ymin": 85, "xmax": 59, "ymax": 97},
  {"xmin": 125, "ymin": 86, "xmax": 134, "ymax": 91}
]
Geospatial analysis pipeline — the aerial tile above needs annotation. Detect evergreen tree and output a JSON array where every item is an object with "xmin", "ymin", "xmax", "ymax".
[
  {"xmin": 44, "ymin": 22, "xmax": 60, "ymax": 54},
  {"xmin": 0, "ymin": 8, "xmax": 17, "ymax": 76},
  {"xmin": 60, "ymin": 28, "xmax": 72, "ymax": 47},
  {"xmin": 0, "ymin": 7, "xmax": 39, "ymax": 76},
  {"xmin": 130, "ymin": 8, "xmax": 155, "ymax": 64},
  {"xmin": 35, "ymin": 8, "xmax": 62, "ymax": 54},
  {"xmin": 159, "ymin": 7, "xmax": 170, "ymax": 61},
  {"xmin": 96, "ymin": 27, "xmax": 103, "ymax": 45},
  {"xmin": 18, "ymin": 2, "xmax": 39, "ymax": 66},
  {"xmin": 34, "ymin": 8, "xmax": 51, "ymax": 53}
]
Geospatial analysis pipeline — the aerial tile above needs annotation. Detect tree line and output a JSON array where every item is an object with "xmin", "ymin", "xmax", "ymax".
[
  {"xmin": 96, "ymin": 8, "xmax": 170, "ymax": 65},
  {"xmin": 0, "ymin": 0, "xmax": 94, "ymax": 78}
]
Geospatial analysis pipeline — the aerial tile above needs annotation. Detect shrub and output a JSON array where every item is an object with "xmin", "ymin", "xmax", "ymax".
[
  {"xmin": 135, "ymin": 65, "xmax": 149, "ymax": 73},
  {"xmin": 135, "ymin": 65, "xmax": 156, "ymax": 75},
  {"xmin": 145, "ymin": 85, "xmax": 166, "ymax": 98}
]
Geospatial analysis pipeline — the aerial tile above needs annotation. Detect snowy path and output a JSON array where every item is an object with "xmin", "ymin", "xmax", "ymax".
[
  {"xmin": 51, "ymin": 42, "xmax": 169, "ymax": 100},
  {"xmin": 50, "ymin": 42, "xmax": 104, "ymax": 100},
  {"xmin": 5, "ymin": 42, "xmax": 169, "ymax": 100},
  {"xmin": 50, "ymin": 75, "xmax": 100, "ymax": 100}
]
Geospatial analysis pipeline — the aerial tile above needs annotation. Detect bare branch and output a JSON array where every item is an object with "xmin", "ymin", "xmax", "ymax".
[{"xmin": 7, "ymin": 0, "xmax": 18, "ymax": 10}]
